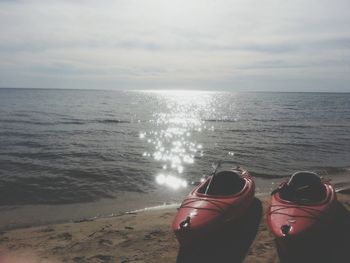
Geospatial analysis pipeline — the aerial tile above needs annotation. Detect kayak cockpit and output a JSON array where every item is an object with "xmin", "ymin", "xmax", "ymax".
[
  {"xmin": 197, "ymin": 171, "xmax": 246, "ymax": 196},
  {"xmin": 279, "ymin": 171, "xmax": 327, "ymax": 204}
]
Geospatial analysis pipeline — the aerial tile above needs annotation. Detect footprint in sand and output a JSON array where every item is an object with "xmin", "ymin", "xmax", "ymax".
[
  {"xmin": 160, "ymin": 212, "xmax": 173, "ymax": 219},
  {"xmin": 98, "ymin": 239, "xmax": 113, "ymax": 246},
  {"xmin": 56, "ymin": 232, "xmax": 72, "ymax": 240},
  {"xmin": 52, "ymin": 245, "xmax": 65, "ymax": 254},
  {"xmin": 89, "ymin": 254, "xmax": 114, "ymax": 262},
  {"xmin": 0, "ymin": 236, "xmax": 9, "ymax": 243},
  {"xmin": 144, "ymin": 230, "xmax": 164, "ymax": 240},
  {"xmin": 73, "ymin": 256, "xmax": 86, "ymax": 262},
  {"xmin": 40, "ymin": 227, "xmax": 54, "ymax": 233}
]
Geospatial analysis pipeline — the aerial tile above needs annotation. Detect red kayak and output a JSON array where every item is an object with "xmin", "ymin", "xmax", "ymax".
[
  {"xmin": 172, "ymin": 163, "xmax": 255, "ymax": 247},
  {"xmin": 267, "ymin": 171, "xmax": 337, "ymax": 251}
]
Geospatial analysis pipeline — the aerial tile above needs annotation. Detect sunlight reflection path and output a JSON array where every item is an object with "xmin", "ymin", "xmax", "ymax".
[{"xmin": 139, "ymin": 90, "xmax": 214, "ymax": 190}]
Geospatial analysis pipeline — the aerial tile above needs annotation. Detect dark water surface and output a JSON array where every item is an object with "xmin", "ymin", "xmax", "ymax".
[{"xmin": 0, "ymin": 89, "xmax": 349, "ymax": 211}]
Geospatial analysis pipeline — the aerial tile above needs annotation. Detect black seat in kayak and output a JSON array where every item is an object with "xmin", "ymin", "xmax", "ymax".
[
  {"xmin": 280, "ymin": 172, "xmax": 327, "ymax": 203},
  {"xmin": 206, "ymin": 171, "xmax": 245, "ymax": 196}
]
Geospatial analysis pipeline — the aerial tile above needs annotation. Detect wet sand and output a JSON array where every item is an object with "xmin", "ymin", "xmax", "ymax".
[{"xmin": 0, "ymin": 194, "xmax": 349, "ymax": 263}]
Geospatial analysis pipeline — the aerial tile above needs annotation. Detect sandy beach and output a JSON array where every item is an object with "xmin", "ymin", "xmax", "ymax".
[{"xmin": 0, "ymin": 194, "xmax": 348, "ymax": 263}]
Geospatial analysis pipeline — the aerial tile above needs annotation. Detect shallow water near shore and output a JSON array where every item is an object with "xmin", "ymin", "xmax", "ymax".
[{"xmin": 0, "ymin": 89, "xmax": 350, "ymax": 229}]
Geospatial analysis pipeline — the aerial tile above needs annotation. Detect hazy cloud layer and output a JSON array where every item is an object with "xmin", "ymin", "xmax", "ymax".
[{"xmin": 0, "ymin": 0, "xmax": 350, "ymax": 91}]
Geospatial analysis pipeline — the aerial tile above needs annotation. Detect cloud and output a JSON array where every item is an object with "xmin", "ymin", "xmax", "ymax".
[{"xmin": 0, "ymin": 0, "xmax": 350, "ymax": 91}]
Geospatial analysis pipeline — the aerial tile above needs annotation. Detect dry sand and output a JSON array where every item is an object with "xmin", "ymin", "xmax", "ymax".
[{"xmin": 0, "ymin": 194, "xmax": 349, "ymax": 263}]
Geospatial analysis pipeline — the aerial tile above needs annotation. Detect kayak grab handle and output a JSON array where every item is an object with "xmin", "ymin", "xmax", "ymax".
[
  {"xmin": 281, "ymin": 224, "xmax": 291, "ymax": 236},
  {"xmin": 179, "ymin": 216, "xmax": 191, "ymax": 229}
]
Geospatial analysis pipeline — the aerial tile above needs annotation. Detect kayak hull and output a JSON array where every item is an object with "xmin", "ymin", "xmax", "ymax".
[
  {"xmin": 172, "ymin": 170, "xmax": 255, "ymax": 247},
  {"xmin": 267, "ymin": 181, "xmax": 337, "ymax": 252}
]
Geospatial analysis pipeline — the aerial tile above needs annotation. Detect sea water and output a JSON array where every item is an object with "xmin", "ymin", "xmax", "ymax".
[{"xmin": 0, "ymin": 89, "xmax": 349, "ymax": 229}]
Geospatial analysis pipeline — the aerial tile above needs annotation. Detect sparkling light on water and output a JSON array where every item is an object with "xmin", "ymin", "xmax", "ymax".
[
  {"xmin": 140, "ymin": 90, "xmax": 214, "ymax": 190},
  {"xmin": 155, "ymin": 174, "xmax": 188, "ymax": 190}
]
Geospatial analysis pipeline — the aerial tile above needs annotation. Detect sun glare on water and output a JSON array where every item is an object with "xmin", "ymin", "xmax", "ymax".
[{"xmin": 139, "ymin": 90, "xmax": 214, "ymax": 190}]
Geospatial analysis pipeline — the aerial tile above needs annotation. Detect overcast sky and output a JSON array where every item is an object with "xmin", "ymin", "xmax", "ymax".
[{"xmin": 0, "ymin": 0, "xmax": 350, "ymax": 91}]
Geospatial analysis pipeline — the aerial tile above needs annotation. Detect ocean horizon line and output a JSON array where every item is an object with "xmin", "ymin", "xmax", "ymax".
[{"xmin": 1, "ymin": 86, "xmax": 350, "ymax": 94}]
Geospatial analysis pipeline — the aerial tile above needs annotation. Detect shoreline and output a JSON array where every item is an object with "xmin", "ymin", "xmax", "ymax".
[
  {"xmin": 0, "ymin": 194, "xmax": 349, "ymax": 263},
  {"xmin": 0, "ymin": 174, "xmax": 348, "ymax": 232}
]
